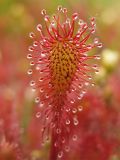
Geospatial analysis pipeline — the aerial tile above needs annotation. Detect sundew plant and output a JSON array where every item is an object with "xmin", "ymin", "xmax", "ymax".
[{"xmin": 27, "ymin": 5, "xmax": 102, "ymax": 159}]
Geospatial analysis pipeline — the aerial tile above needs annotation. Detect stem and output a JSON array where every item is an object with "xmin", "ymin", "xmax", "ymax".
[{"xmin": 49, "ymin": 132, "xmax": 58, "ymax": 160}]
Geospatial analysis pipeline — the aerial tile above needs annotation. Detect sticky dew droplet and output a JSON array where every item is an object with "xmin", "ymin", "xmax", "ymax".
[
  {"xmin": 65, "ymin": 119, "xmax": 70, "ymax": 125},
  {"xmin": 45, "ymin": 94, "xmax": 49, "ymax": 99},
  {"xmin": 54, "ymin": 142, "xmax": 58, "ymax": 147},
  {"xmin": 32, "ymin": 88, "xmax": 36, "ymax": 92},
  {"xmin": 41, "ymin": 9, "xmax": 46, "ymax": 16},
  {"xmin": 72, "ymin": 134, "xmax": 78, "ymax": 141},
  {"xmin": 87, "ymin": 45, "xmax": 92, "ymax": 50},
  {"xmin": 35, "ymin": 97, "xmax": 40, "ymax": 103},
  {"xmin": 82, "ymin": 90, "xmax": 86, "ymax": 94},
  {"xmin": 30, "ymin": 61, "xmax": 35, "ymax": 66},
  {"xmin": 39, "ymin": 77, "xmax": 43, "ymax": 82},
  {"xmin": 40, "ymin": 88, "xmax": 44, "ymax": 93},
  {"xmin": 39, "ymin": 102, "xmax": 44, "ymax": 108},
  {"xmin": 73, "ymin": 118, "xmax": 79, "ymax": 126},
  {"xmin": 51, "ymin": 122, "xmax": 55, "ymax": 128},
  {"xmin": 92, "ymin": 64, "xmax": 98, "ymax": 69},
  {"xmin": 85, "ymin": 82, "xmax": 89, "ymax": 86},
  {"xmin": 72, "ymin": 13, "xmax": 79, "ymax": 20},
  {"xmin": 88, "ymin": 76, "xmax": 92, "ymax": 80},
  {"xmin": 36, "ymin": 112, "xmax": 41, "ymax": 118},
  {"xmin": 57, "ymin": 5, "xmax": 62, "ymax": 12},
  {"xmin": 27, "ymin": 69, "xmax": 33, "ymax": 75},
  {"xmin": 56, "ymin": 128, "xmax": 61, "ymax": 134},
  {"xmin": 27, "ymin": 54, "xmax": 32, "ymax": 59},
  {"xmin": 66, "ymin": 18, "xmax": 70, "ymax": 24},
  {"xmin": 62, "ymin": 8, "xmax": 67, "ymax": 13},
  {"xmin": 83, "ymin": 23, "xmax": 88, "ymax": 29},
  {"xmin": 78, "ymin": 106, "xmax": 83, "ymax": 112},
  {"xmin": 91, "ymin": 28, "xmax": 95, "ymax": 34},
  {"xmin": 51, "ymin": 21, "xmax": 55, "ymax": 26},
  {"xmin": 95, "ymin": 55, "xmax": 101, "ymax": 60},
  {"xmin": 66, "ymin": 108, "xmax": 70, "ymax": 112},
  {"xmin": 35, "ymin": 64, "xmax": 40, "ymax": 71},
  {"xmin": 41, "ymin": 53, "xmax": 46, "ymax": 58},
  {"xmin": 77, "ymin": 95, "xmax": 82, "ymax": 100},
  {"xmin": 79, "ymin": 84, "xmax": 83, "ymax": 88},
  {"xmin": 29, "ymin": 32, "xmax": 35, "ymax": 39},
  {"xmin": 97, "ymin": 43, "xmax": 102, "ymax": 48},
  {"xmin": 95, "ymin": 70, "xmax": 99, "ymax": 74},
  {"xmin": 58, "ymin": 151, "xmax": 63, "ymax": 159},
  {"xmin": 94, "ymin": 38, "xmax": 99, "ymax": 44},
  {"xmin": 78, "ymin": 19, "xmax": 84, "ymax": 26},
  {"xmin": 33, "ymin": 41, "xmax": 38, "ymax": 47},
  {"xmin": 30, "ymin": 80, "xmax": 35, "ymax": 87},
  {"xmin": 61, "ymin": 137, "xmax": 65, "ymax": 143},
  {"xmin": 70, "ymin": 100, "xmax": 75, "ymax": 104},
  {"xmin": 28, "ymin": 46, "xmax": 34, "ymax": 52},
  {"xmin": 91, "ymin": 17, "xmax": 95, "ymax": 22},
  {"xmin": 44, "ymin": 15, "xmax": 50, "ymax": 22},
  {"xmin": 65, "ymin": 146, "xmax": 70, "ymax": 152},
  {"xmin": 92, "ymin": 83, "xmax": 95, "ymax": 86},
  {"xmin": 72, "ymin": 108, "xmax": 77, "ymax": 114},
  {"xmin": 37, "ymin": 24, "xmax": 42, "ymax": 32},
  {"xmin": 45, "ymin": 115, "xmax": 49, "ymax": 120}
]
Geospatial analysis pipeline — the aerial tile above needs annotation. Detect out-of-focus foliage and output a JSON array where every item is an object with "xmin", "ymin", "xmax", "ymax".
[{"xmin": 0, "ymin": 0, "xmax": 120, "ymax": 160}]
